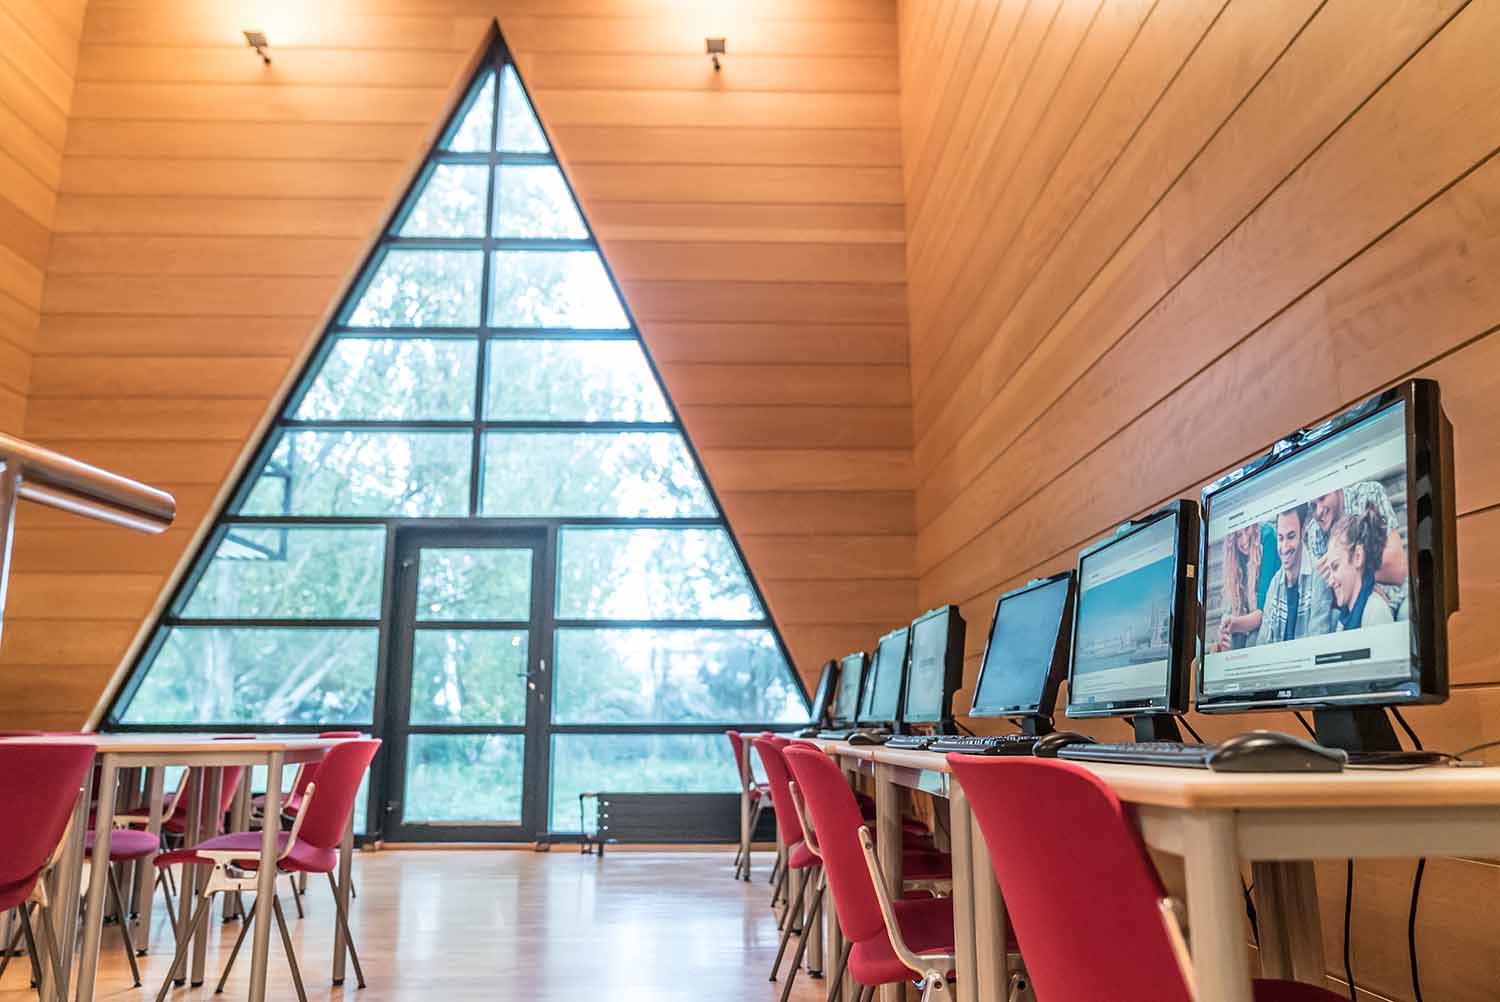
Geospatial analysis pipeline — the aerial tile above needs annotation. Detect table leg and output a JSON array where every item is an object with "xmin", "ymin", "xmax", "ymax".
[
  {"xmin": 41, "ymin": 766, "xmax": 89, "ymax": 1002},
  {"xmin": 949, "ymin": 788, "xmax": 977, "ymax": 1002},
  {"xmin": 874, "ymin": 764, "xmax": 904, "ymax": 1002},
  {"xmin": 171, "ymin": 768, "xmax": 204, "ymax": 986},
  {"xmin": 74, "ymin": 754, "xmax": 119, "ymax": 1002},
  {"xmin": 1181, "ymin": 811, "xmax": 1255, "ymax": 1002},
  {"xmin": 1262, "ymin": 861, "xmax": 1324, "ymax": 983},
  {"xmin": 969, "ymin": 804, "xmax": 1008, "ymax": 1002},
  {"xmin": 807, "ymin": 867, "xmax": 824, "ymax": 975},
  {"xmin": 1251, "ymin": 862, "xmax": 1292, "ymax": 978},
  {"xmin": 332, "ymin": 812, "xmax": 354, "ymax": 984},
  {"xmin": 739, "ymin": 751, "xmax": 753, "ymax": 880},
  {"xmin": 225, "ymin": 777, "xmax": 251, "ymax": 921},
  {"xmin": 827, "ymin": 898, "xmax": 844, "ymax": 1002},
  {"xmin": 191, "ymin": 768, "xmax": 223, "ymax": 986},
  {"xmin": 248, "ymin": 753, "xmax": 283, "ymax": 1002},
  {"xmin": 133, "ymin": 767, "xmax": 164, "ymax": 948}
]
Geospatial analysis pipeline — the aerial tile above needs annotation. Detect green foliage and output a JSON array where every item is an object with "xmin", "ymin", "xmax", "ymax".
[
  {"xmin": 481, "ymin": 432, "xmax": 715, "ymax": 517},
  {"xmin": 485, "ymin": 339, "xmax": 670, "ymax": 421},
  {"xmin": 297, "ymin": 338, "xmax": 478, "ymax": 421}
]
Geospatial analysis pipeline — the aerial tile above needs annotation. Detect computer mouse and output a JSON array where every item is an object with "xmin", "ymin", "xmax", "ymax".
[
  {"xmin": 1032, "ymin": 731, "xmax": 1096, "ymax": 758},
  {"xmin": 1207, "ymin": 730, "xmax": 1347, "ymax": 773},
  {"xmin": 847, "ymin": 730, "xmax": 890, "ymax": 746}
]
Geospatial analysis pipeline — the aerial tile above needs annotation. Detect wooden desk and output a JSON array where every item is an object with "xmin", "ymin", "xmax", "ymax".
[
  {"xmin": 2, "ymin": 734, "xmax": 352, "ymax": 1002},
  {"xmin": 812, "ymin": 740, "xmax": 1500, "ymax": 1002}
]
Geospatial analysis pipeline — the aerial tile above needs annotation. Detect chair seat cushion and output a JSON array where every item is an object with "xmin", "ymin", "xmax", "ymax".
[
  {"xmin": 1253, "ymin": 980, "xmax": 1350, "ymax": 1002},
  {"xmin": 787, "ymin": 840, "xmax": 819, "ymax": 870},
  {"xmin": 250, "ymin": 792, "xmax": 306, "ymax": 815},
  {"xmin": 848, "ymin": 895, "xmax": 958, "ymax": 986},
  {"xmin": 155, "ymin": 831, "xmax": 335, "ymax": 875},
  {"xmin": 86, "ymin": 828, "xmax": 160, "ymax": 861},
  {"xmin": 900, "ymin": 849, "xmax": 953, "ymax": 883}
]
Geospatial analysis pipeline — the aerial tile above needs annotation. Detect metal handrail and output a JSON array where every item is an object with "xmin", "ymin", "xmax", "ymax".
[{"xmin": 0, "ymin": 433, "xmax": 176, "ymax": 646}]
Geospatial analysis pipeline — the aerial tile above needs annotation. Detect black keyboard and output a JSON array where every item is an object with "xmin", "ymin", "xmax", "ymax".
[
  {"xmin": 1057, "ymin": 741, "xmax": 1214, "ymax": 768},
  {"xmin": 928, "ymin": 734, "xmax": 1040, "ymax": 756},
  {"xmin": 883, "ymin": 734, "xmax": 938, "ymax": 750},
  {"xmin": 816, "ymin": 729, "xmax": 858, "ymax": 741}
]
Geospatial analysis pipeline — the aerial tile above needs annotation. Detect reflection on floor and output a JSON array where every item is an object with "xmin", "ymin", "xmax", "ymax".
[{"xmin": 0, "ymin": 850, "xmax": 827, "ymax": 1002}]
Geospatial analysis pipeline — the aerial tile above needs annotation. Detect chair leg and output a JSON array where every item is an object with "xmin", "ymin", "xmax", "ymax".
[
  {"xmin": 918, "ymin": 972, "xmax": 951, "ymax": 1001},
  {"xmin": 769, "ymin": 873, "xmax": 808, "ymax": 982},
  {"xmin": 271, "ymin": 894, "xmax": 309, "ymax": 1002},
  {"xmin": 286, "ymin": 874, "xmax": 305, "ymax": 919},
  {"xmin": 155, "ymin": 890, "xmax": 214, "ymax": 1002},
  {"xmin": 826, "ymin": 941, "xmax": 852, "ymax": 1002},
  {"xmin": 769, "ymin": 863, "xmax": 788, "ymax": 916},
  {"xmin": 14, "ymin": 903, "xmax": 42, "ymax": 990},
  {"xmin": 157, "ymin": 870, "xmax": 178, "ymax": 938},
  {"xmin": 778, "ymin": 881, "xmax": 824, "ymax": 1002},
  {"xmin": 326, "ymin": 872, "xmax": 366, "ymax": 989},
  {"xmin": 214, "ymin": 905, "xmax": 255, "ymax": 994},
  {"xmin": 107, "ymin": 867, "xmax": 143, "ymax": 987},
  {"xmin": 0, "ymin": 908, "xmax": 25, "ymax": 982},
  {"xmin": 26, "ymin": 902, "xmax": 67, "ymax": 1000}
]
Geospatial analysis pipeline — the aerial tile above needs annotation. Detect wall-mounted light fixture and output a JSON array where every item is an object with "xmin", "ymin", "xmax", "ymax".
[
  {"xmin": 705, "ymin": 37, "xmax": 726, "ymax": 72},
  {"xmin": 243, "ymin": 30, "xmax": 271, "ymax": 65}
]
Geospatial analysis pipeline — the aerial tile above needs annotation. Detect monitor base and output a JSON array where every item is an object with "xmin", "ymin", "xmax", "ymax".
[
  {"xmin": 1017, "ymin": 715, "xmax": 1053, "ymax": 737},
  {"xmin": 1313, "ymin": 707, "xmax": 1445, "ymax": 764},
  {"xmin": 1132, "ymin": 714, "xmax": 1183, "ymax": 743}
]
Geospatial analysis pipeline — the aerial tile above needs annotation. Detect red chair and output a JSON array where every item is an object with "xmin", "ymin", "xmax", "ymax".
[
  {"xmin": 948, "ymin": 756, "xmax": 1348, "ymax": 1002},
  {"xmin": 725, "ymin": 730, "xmax": 772, "ymax": 881},
  {"xmin": 153, "ymin": 739, "xmax": 380, "ymax": 1002},
  {"xmin": 763, "ymin": 739, "xmax": 953, "ymax": 1002},
  {"xmin": 784, "ymin": 743, "xmax": 982, "ymax": 1002},
  {"xmin": 0, "ymin": 740, "xmax": 97, "ymax": 994}
]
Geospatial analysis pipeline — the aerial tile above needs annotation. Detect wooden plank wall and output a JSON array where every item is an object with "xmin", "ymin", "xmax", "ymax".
[
  {"xmin": 0, "ymin": 0, "xmax": 86, "ymax": 431},
  {"xmin": 900, "ymin": 0, "xmax": 1500, "ymax": 998},
  {"xmin": 0, "ymin": 0, "xmax": 915, "ymax": 725}
]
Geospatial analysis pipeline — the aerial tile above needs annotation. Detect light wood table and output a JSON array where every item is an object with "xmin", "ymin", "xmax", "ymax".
[{"xmin": 2, "ymin": 734, "xmax": 354, "ymax": 1002}]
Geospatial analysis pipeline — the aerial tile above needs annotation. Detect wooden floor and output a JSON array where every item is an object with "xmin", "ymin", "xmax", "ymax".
[{"xmin": 1, "ymin": 850, "xmax": 826, "ymax": 1002}]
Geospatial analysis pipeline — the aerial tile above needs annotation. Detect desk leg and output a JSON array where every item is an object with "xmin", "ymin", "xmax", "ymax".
[
  {"xmin": 225, "ymin": 778, "xmax": 251, "ymax": 921},
  {"xmin": 1255, "ymin": 861, "xmax": 1324, "ymax": 984},
  {"xmin": 827, "ymin": 901, "xmax": 845, "ymax": 1002},
  {"xmin": 42, "ymin": 767, "xmax": 89, "ymax": 1002},
  {"xmin": 332, "ymin": 813, "xmax": 354, "ymax": 984},
  {"xmin": 874, "ymin": 764, "xmax": 903, "ymax": 1002},
  {"xmin": 739, "ymin": 752, "xmax": 753, "ymax": 881},
  {"xmin": 969, "ymin": 805, "xmax": 1008, "ymax": 1002},
  {"xmin": 75, "ymin": 755, "xmax": 119, "ymax": 1002},
  {"xmin": 807, "ymin": 868, "xmax": 824, "ymax": 975},
  {"xmin": 949, "ymin": 789, "xmax": 977, "ymax": 1002},
  {"xmin": 134, "ymin": 768, "xmax": 164, "ymax": 949},
  {"xmin": 191, "ymin": 768, "xmax": 224, "ymax": 986},
  {"xmin": 1181, "ymin": 812, "xmax": 1254, "ymax": 1002},
  {"xmin": 248, "ymin": 753, "xmax": 283, "ymax": 1002}
]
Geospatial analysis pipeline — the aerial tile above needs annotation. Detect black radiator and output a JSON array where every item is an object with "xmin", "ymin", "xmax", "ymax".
[{"xmin": 581, "ymin": 792, "xmax": 778, "ymax": 845}]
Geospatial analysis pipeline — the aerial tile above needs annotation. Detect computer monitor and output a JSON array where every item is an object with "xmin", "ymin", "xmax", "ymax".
[
  {"xmin": 901, "ymin": 605, "xmax": 966, "ymax": 729},
  {"xmin": 830, "ymin": 652, "xmax": 867, "ymax": 728},
  {"xmin": 808, "ymin": 660, "xmax": 839, "ymax": 728},
  {"xmin": 857, "ymin": 626, "xmax": 910, "ymax": 729},
  {"xmin": 970, "ymin": 571, "xmax": 1076, "ymax": 733},
  {"xmin": 1196, "ymin": 379, "xmax": 1457, "ymax": 756},
  {"xmin": 1065, "ymin": 500, "xmax": 1200, "ymax": 741}
]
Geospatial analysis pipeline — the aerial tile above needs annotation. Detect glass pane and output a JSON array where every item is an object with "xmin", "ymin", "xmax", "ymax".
[
  {"xmin": 493, "ymin": 166, "xmax": 586, "ymax": 239},
  {"xmin": 347, "ymin": 250, "xmax": 482, "ymax": 328},
  {"xmin": 179, "ymin": 526, "xmax": 385, "ymax": 620},
  {"xmin": 294, "ymin": 338, "xmax": 477, "ymax": 421},
  {"xmin": 480, "ymin": 432, "xmax": 715, "ymax": 517},
  {"xmin": 416, "ymin": 548, "xmax": 531, "ymax": 621},
  {"xmin": 398, "ymin": 165, "xmax": 488, "ymax": 238},
  {"xmin": 403, "ymin": 734, "xmax": 523, "ymax": 823},
  {"xmin": 236, "ymin": 430, "xmax": 471, "ymax": 517},
  {"xmin": 484, "ymin": 339, "xmax": 670, "ymax": 421},
  {"xmin": 554, "ymin": 629, "xmax": 804, "ymax": 724},
  {"xmin": 119, "ymin": 627, "xmax": 377, "ymax": 725},
  {"xmin": 489, "ymin": 251, "xmax": 628, "ymax": 329},
  {"xmin": 409, "ymin": 630, "xmax": 528, "ymax": 724},
  {"xmin": 446, "ymin": 70, "xmax": 494, "ymax": 152},
  {"xmin": 557, "ymin": 528, "xmax": 759, "ymax": 619},
  {"xmin": 550, "ymin": 733, "xmax": 738, "ymax": 832},
  {"xmin": 499, "ymin": 65, "xmax": 548, "ymax": 153}
]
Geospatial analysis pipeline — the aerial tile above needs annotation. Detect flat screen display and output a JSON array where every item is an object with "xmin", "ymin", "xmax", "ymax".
[
  {"xmin": 809, "ymin": 661, "xmax": 836, "ymax": 725},
  {"xmin": 859, "ymin": 628, "xmax": 909, "ymax": 725},
  {"xmin": 1068, "ymin": 513, "xmax": 1180, "ymax": 715},
  {"xmin": 831, "ymin": 652, "xmax": 865, "ymax": 725},
  {"xmin": 1200, "ymin": 401, "xmax": 1417, "ymax": 706},
  {"xmin": 903, "ymin": 609, "xmax": 956, "ymax": 723},
  {"xmin": 973, "ymin": 576, "xmax": 1072, "ymax": 717}
]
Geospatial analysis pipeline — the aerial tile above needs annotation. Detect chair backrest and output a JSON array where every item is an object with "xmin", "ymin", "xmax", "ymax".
[
  {"xmin": 750, "ymin": 735, "xmax": 805, "ymax": 848},
  {"xmin": 290, "ymin": 731, "xmax": 366, "ymax": 797},
  {"xmin": 946, "ymin": 755, "xmax": 1193, "ymax": 1002},
  {"xmin": 724, "ymin": 730, "xmax": 752, "ymax": 791},
  {"xmin": 0, "ymin": 741, "xmax": 97, "ymax": 888},
  {"xmin": 783, "ymin": 744, "xmax": 887, "ymax": 944},
  {"xmin": 295, "ymin": 739, "xmax": 380, "ymax": 850}
]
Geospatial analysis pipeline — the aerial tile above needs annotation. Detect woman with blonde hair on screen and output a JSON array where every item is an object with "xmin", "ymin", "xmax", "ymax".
[{"xmin": 1217, "ymin": 524, "xmax": 1266, "ymax": 650}]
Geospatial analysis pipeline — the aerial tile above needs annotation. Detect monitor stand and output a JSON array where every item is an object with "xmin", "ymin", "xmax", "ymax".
[
  {"xmin": 1313, "ymin": 707, "xmax": 1445, "ymax": 765},
  {"xmin": 1132, "ymin": 714, "xmax": 1183, "ymax": 743},
  {"xmin": 1017, "ymin": 716, "xmax": 1054, "ymax": 737}
]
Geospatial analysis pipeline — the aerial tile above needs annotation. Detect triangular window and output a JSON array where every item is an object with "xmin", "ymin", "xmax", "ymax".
[{"xmin": 106, "ymin": 37, "xmax": 807, "ymax": 836}]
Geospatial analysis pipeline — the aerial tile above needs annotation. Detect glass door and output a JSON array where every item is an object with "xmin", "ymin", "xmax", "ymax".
[{"xmin": 380, "ymin": 526, "xmax": 552, "ymax": 841}]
